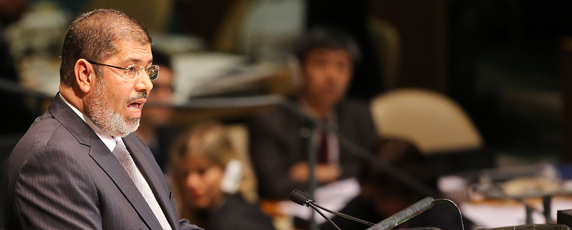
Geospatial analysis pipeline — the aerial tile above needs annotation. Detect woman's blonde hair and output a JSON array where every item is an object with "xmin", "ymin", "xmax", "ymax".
[{"xmin": 169, "ymin": 121, "xmax": 257, "ymax": 221}]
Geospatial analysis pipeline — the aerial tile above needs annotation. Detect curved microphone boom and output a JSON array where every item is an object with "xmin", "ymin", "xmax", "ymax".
[{"xmin": 366, "ymin": 197, "xmax": 435, "ymax": 230}]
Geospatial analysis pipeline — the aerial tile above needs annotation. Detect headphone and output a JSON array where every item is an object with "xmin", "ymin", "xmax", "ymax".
[{"xmin": 220, "ymin": 159, "xmax": 242, "ymax": 194}]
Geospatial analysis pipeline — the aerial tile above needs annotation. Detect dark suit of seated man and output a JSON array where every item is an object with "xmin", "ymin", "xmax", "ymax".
[
  {"xmin": 1, "ymin": 9, "xmax": 202, "ymax": 230},
  {"xmin": 248, "ymin": 27, "xmax": 380, "ymax": 228}
]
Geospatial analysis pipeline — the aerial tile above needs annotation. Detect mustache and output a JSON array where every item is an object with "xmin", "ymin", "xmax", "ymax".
[{"xmin": 127, "ymin": 92, "xmax": 148, "ymax": 103}]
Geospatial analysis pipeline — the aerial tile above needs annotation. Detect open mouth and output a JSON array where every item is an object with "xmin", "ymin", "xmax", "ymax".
[
  {"xmin": 127, "ymin": 103, "xmax": 141, "ymax": 112},
  {"xmin": 127, "ymin": 101, "xmax": 144, "ymax": 112}
]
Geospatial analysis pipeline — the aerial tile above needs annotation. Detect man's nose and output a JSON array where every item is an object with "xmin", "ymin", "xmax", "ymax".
[
  {"xmin": 135, "ymin": 71, "xmax": 154, "ymax": 93},
  {"xmin": 324, "ymin": 65, "xmax": 339, "ymax": 79}
]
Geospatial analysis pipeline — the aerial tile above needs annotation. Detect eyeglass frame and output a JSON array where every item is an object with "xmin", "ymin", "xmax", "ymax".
[{"xmin": 86, "ymin": 60, "xmax": 160, "ymax": 81}]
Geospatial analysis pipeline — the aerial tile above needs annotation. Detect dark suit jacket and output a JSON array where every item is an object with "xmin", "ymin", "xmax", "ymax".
[
  {"xmin": 248, "ymin": 99, "xmax": 379, "ymax": 200},
  {"xmin": 1, "ymin": 94, "xmax": 202, "ymax": 230}
]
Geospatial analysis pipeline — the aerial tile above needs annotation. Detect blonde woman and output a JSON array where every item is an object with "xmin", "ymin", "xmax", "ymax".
[{"xmin": 170, "ymin": 121, "xmax": 275, "ymax": 230}]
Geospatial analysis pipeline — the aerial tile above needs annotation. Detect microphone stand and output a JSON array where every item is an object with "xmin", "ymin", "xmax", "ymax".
[
  {"xmin": 309, "ymin": 201, "xmax": 375, "ymax": 226},
  {"xmin": 308, "ymin": 202, "xmax": 342, "ymax": 230},
  {"xmin": 291, "ymin": 189, "xmax": 373, "ymax": 230}
]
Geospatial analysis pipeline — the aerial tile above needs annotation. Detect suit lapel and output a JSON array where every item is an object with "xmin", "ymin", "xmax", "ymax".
[
  {"xmin": 124, "ymin": 135, "xmax": 179, "ymax": 229},
  {"xmin": 89, "ymin": 136, "xmax": 163, "ymax": 229}
]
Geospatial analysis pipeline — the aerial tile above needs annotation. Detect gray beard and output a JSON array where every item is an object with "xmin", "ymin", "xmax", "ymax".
[{"xmin": 85, "ymin": 78, "xmax": 140, "ymax": 137}]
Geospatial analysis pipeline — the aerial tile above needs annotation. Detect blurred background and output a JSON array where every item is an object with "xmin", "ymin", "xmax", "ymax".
[{"xmin": 2, "ymin": 0, "xmax": 572, "ymax": 229}]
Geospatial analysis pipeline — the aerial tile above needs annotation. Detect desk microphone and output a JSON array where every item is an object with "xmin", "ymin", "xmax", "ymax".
[
  {"xmin": 289, "ymin": 189, "xmax": 376, "ymax": 230},
  {"xmin": 291, "ymin": 190, "xmax": 464, "ymax": 230}
]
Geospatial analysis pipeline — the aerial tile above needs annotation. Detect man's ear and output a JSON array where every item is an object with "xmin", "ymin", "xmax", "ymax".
[{"xmin": 74, "ymin": 59, "xmax": 95, "ymax": 93}]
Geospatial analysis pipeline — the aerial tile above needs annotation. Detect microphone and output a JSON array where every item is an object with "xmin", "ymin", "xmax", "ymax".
[
  {"xmin": 290, "ymin": 190, "xmax": 341, "ymax": 230},
  {"xmin": 366, "ymin": 197, "xmax": 435, "ymax": 230},
  {"xmin": 290, "ymin": 189, "xmax": 312, "ymax": 206},
  {"xmin": 289, "ymin": 190, "xmax": 376, "ymax": 229}
]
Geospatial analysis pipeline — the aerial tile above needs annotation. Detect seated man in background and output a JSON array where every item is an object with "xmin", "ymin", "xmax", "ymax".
[
  {"xmin": 135, "ymin": 49, "xmax": 177, "ymax": 171},
  {"xmin": 248, "ymin": 27, "xmax": 380, "ymax": 227}
]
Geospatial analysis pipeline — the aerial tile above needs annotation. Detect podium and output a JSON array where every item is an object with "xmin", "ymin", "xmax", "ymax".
[{"xmin": 483, "ymin": 224, "xmax": 570, "ymax": 230}]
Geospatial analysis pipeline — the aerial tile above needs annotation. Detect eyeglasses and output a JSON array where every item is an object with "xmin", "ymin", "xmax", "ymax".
[{"xmin": 87, "ymin": 60, "xmax": 159, "ymax": 81}]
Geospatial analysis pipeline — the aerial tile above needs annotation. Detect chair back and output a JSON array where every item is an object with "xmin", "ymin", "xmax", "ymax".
[{"xmin": 370, "ymin": 88, "xmax": 483, "ymax": 155}]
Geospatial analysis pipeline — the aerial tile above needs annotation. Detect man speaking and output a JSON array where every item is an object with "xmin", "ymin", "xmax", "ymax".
[{"xmin": 1, "ymin": 9, "xmax": 202, "ymax": 230}]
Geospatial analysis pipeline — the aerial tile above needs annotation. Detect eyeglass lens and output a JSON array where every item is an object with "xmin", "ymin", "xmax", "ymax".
[{"xmin": 126, "ymin": 65, "xmax": 159, "ymax": 81}]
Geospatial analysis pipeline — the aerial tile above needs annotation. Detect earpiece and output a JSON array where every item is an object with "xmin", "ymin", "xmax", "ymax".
[{"xmin": 220, "ymin": 159, "xmax": 242, "ymax": 194}]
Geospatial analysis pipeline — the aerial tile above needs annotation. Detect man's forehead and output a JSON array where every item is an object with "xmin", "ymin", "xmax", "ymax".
[
  {"xmin": 112, "ymin": 40, "xmax": 153, "ymax": 63},
  {"xmin": 309, "ymin": 48, "xmax": 350, "ymax": 56},
  {"xmin": 306, "ymin": 48, "xmax": 352, "ymax": 64}
]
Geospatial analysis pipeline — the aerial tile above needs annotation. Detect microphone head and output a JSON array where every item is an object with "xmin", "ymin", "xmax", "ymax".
[{"xmin": 289, "ymin": 189, "xmax": 312, "ymax": 206}]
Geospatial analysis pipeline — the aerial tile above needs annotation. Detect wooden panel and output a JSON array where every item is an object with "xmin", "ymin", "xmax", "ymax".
[
  {"xmin": 370, "ymin": 0, "xmax": 448, "ymax": 93},
  {"xmin": 87, "ymin": 0, "xmax": 173, "ymax": 32},
  {"xmin": 561, "ymin": 37, "xmax": 572, "ymax": 162}
]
